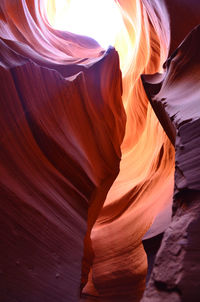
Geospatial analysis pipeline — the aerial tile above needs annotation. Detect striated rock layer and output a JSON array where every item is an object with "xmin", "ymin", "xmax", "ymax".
[
  {"xmin": 0, "ymin": 1, "xmax": 126, "ymax": 301},
  {"xmin": 2, "ymin": 0, "xmax": 200, "ymax": 301},
  {"xmin": 82, "ymin": 1, "xmax": 174, "ymax": 300},
  {"xmin": 0, "ymin": 47, "xmax": 125, "ymax": 301},
  {"xmin": 83, "ymin": 0, "xmax": 200, "ymax": 300},
  {"xmin": 142, "ymin": 25, "xmax": 200, "ymax": 302},
  {"xmin": 0, "ymin": 0, "xmax": 174, "ymax": 301}
]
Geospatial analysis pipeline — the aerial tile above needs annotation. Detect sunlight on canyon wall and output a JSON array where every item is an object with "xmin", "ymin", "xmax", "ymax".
[
  {"xmin": 43, "ymin": 0, "xmax": 175, "ymax": 299},
  {"xmin": 81, "ymin": 1, "xmax": 175, "ymax": 299},
  {"xmin": 0, "ymin": 0, "xmax": 176, "ymax": 301}
]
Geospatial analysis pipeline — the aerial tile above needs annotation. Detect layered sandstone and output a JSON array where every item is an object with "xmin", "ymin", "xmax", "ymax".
[
  {"xmin": 1, "ymin": 0, "xmax": 200, "ymax": 302},
  {"xmin": 142, "ymin": 25, "xmax": 200, "ymax": 302}
]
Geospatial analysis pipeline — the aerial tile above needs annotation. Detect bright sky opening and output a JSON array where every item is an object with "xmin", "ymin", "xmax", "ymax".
[{"xmin": 46, "ymin": 0, "xmax": 124, "ymax": 49}]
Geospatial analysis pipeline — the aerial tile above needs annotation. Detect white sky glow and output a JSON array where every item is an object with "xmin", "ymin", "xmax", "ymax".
[{"xmin": 47, "ymin": 0, "xmax": 124, "ymax": 49}]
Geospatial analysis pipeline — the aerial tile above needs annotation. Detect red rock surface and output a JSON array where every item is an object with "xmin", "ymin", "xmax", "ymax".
[
  {"xmin": 1, "ymin": 0, "xmax": 200, "ymax": 301},
  {"xmin": 0, "ymin": 1, "xmax": 126, "ymax": 301},
  {"xmin": 142, "ymin": 24, "xmax": 200, "ymax": 302}
]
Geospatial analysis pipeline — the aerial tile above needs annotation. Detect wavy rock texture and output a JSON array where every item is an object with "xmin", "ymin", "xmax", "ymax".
[
  {"xmin": 0, "ymin": 49, "xmax": 125, "ymax": 301},
  {"xmin": 0, "ymin": 1, "xmax": 126, "ymax": 301},
  {"xmin": 83, "ymin": 1, "xmax": 174, "ymax": 300},
  {"xmin": 142, "ymin": 25, "xmax": 200, "ymax": 302},
  {"xmin": 1, "ymin": 0, "xmax": 200, "ymax": 302}
]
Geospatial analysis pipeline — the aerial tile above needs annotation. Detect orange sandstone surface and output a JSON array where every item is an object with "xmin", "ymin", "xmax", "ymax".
[{"xmin": 1, "ymin": 1, "xmax": 200, "ymax": 301}]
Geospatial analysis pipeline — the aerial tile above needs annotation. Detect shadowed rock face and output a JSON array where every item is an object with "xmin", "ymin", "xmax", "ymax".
[
  {"xmin": 0, "ymin": 1, "xmax": 173, "ymax": 301},
  {"xmin": 163, "ymin": 0, "xmax": 200, "ymax": 55},
  {"xmin": 1, "ymin": 0, "xmax": 200, "ymax": 301},
  {"xmin": 141, "ymin": 191, "xmax": 200, "ymax": 302},
  {"xmin": 0, "ymin": 5, "xmax": 126, "ymax": 299},
  {"xmin": 142, "ymin": 25, "xmax": 200, "ymax": 302}
]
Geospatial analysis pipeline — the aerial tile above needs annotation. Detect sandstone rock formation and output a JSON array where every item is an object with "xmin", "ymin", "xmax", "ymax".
[
  {"xmin": 1, "ymin": 0, "xmax": 200, "ymax": 301},
  {"xmin": 0, "ymin": 2, "xmax": 126, "ymax": 301},
  {"xmin": 141, "ymin": 24, "xmax": 200, "ymax": 302}
]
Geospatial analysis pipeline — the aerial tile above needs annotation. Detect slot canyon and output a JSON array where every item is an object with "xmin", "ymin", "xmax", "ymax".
[{"xmin": 1, "ymin": 0, "xmax": 200, "ymax": 301}]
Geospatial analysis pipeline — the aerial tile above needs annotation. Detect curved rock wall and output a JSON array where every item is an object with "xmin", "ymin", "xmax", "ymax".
[
  {"xmin": 0, "ymin": 1, "xmax": 126, "ymax": 300},
  {"xmin": 1, "ymin": 0, "xmax": 200, "ymax": 301},
  {"xmin": 142, "ymin": 24, "xmax": 200, "ymax": 302}
]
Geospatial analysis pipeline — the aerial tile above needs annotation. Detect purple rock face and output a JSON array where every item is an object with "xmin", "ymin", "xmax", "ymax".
[
  {"xmin": 0, "ymin": 38, "xmax": 125, "ymax": 301},
  {"xmin": 163, "ymin": 0, "xmax": 200, "ymax": 54},
  {"xmin": 1, "ymin": 0, "xmax": 200, "ymax": 301},
  {"xmin": 142, "ymin": 25, "xmax": 200, "ymax": 302},
  {"xmin": 141, "ymin": 190, "xmax": 200, "ymax": 302},
  {"xmin": 142, "ymin": 25, "xmax": 200, "ymax": 193}
]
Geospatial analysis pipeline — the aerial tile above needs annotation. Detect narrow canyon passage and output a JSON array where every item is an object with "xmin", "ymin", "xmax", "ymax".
[{"xmin": 1, "ymin": 1, "xmax": 200, "ymax": 301}]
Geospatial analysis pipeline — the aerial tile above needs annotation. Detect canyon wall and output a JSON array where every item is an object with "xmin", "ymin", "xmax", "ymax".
[
  {"xmin": 0, "ymin": 1, "xmax": 126, "ymax": 301},
  {"xmin": 1, "ymin": 0, "xmax": 200, "ymax": 301},
  {"xmin": 142, "ymin": 24, "xmax": 200, "ymax": 302}
]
